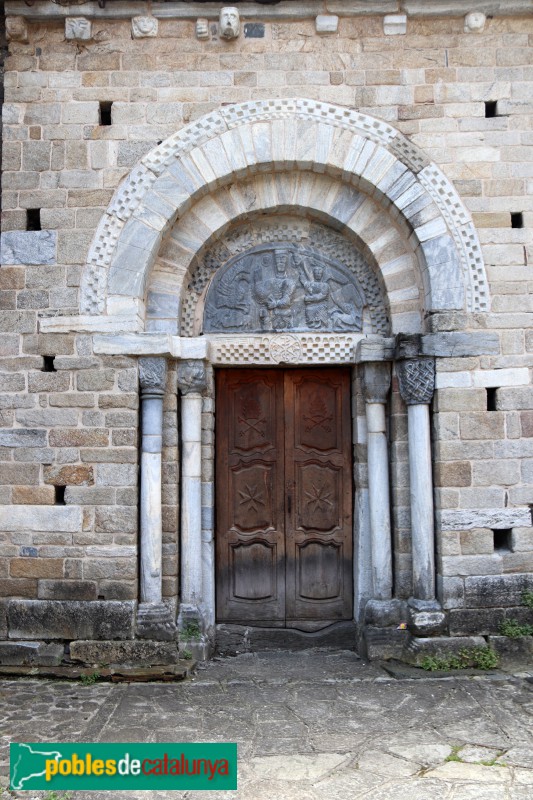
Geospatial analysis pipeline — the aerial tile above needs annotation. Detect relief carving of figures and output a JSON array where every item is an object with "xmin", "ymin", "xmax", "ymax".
[
  {"xmin": 204, "ymin": 244, "xmax": 365, "ymax": 334},
  {"xmin": 253, "ymin": 250, "xmax": 297, "ymax": 331}
]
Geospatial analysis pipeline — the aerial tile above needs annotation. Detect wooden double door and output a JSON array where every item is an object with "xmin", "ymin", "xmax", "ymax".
[{"xmin": 216, "ymin": 368, "xmax": 353, "ymax": 629}]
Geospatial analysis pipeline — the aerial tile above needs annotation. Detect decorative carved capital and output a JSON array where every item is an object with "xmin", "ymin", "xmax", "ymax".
[
  {"xmin": 396, "ymin": 358, "xmax": 435, "ymax": 406},
  {"xmin": 177, "ymin": 360, "xmax": 207, "ymax": 395},
  {"xmin": 139, "ymin": 357, "xmax": 167, "ymax": 395},
  {"xmin": 361, "ymin": 362, "xmax": 391, "ymax": 404}
]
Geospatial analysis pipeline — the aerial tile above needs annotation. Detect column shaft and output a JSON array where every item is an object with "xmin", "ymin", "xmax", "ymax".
[
  {"xmin": 139, "ymin": 360, "xmax": 166, "ymax": 605},
  {"xmin": 366, "ymin": 402, "xmax": 393, "ymax": 600},
  {"xmin": 180, "ymin": 393, "xmax": 203, "ymax": 606},
  {"xmin": 407, "ymin": 403, "xmax": 435, "ymax": 600}
]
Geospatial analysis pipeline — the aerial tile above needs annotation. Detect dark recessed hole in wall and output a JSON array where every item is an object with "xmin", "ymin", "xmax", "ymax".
[
  {"xmin": 26, "ymin": 208, "xmax": 41, "ymax": 231},
  {"xmin": 485, "ymin": 101, "xmax": 498, "ymax": 118},
  {"xmin": 99, "ymin": 101, "xmax": 113, "ymax": 126},
  {"xmin": 55, "ymin": 485, "xmax": 66, "ymax": 506},
  {"xmin": 511, "ymin": 212, "xmax": 524, "ymax": 229},
  {"xmin": 157, "ymin": 140, "xmax": 162, "ymax": 145},
  {"xmin": 98, "ymin": 594, "xmax": 105, "ymax": 600},
  {"xmin": 42, "ymin": 356, "xmax": 56, "ymax": 372},
  {"xmin": 493, "ymin": 529, "xmax": 512, "ymax": 552},
  {"xmin": 486, "ymin": 387, "xmax": 498, "ymax": 411}
]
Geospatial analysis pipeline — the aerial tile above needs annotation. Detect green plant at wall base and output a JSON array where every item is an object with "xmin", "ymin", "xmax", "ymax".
[
  {"xmin": 182, "ymin": 649, "xmax": 193, "ymax": 660},
  {"xmin": 522, "ymin": 590, "xmax": 533, "ymax": 609},
  {"xmin": 499, "ymin": 619, "xmax": 533, "ymax": 638},
  {"xmin": 420, "ymin": 647, "xmax": 499, "ymax": 671},
  {"xmin": 43, "ymin": 792, "xmax": 73, "ymax": 800},
  {"xmin": 80, "ymin": 670, "xmax": 101, "ymax": 685},
  {"xmin": 182, "ymin": 622, "xmax": 201, "ymax": 640}
]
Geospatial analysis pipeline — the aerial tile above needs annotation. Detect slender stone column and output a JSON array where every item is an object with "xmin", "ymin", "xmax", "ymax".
[
  {"xmin": 362, "ymin": 361, "xmax": 392, "ymax": 601},
  {"xmin": 396, "ymin": 355, "xmax": 436, "ymax": 602},
  {"xmin": 139, "ymin": 357, "xmax": 167, "ymax": 604},
  {"xmin": 177, "ymin": 360, "xmax": 207, "ymax": 618}
]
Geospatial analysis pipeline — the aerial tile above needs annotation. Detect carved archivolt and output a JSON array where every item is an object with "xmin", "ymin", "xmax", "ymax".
[{"xmin": 80, "ymin": 99, "xmax": 489, "ymax": 320}]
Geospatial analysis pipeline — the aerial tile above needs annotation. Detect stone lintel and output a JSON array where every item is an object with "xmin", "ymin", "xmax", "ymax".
[{"xmin": 7, "ymin": 0, "xmax": 529, "ymax": 20}]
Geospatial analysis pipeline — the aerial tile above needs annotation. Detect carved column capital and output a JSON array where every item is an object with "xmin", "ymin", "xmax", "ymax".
[
  {"xmin": 139, "ymin": 357, "xmax": 167, "ymax": 396},
  {"xmin": 396, "ymin": 358, "xmax": 435, "ymax": 406},
  {"xmin": 177, "ymin": 360, "xmax": 207, "ymax": 395},
  {"xmin": 361, "ymin": 361, "xmax": 391, "ymax": 404}
]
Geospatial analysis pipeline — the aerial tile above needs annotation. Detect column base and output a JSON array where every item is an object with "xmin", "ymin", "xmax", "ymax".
[
  {"xmin": 177, "ymin": 604, "xmax": 214, "ymax": 662},
  {"xmin": 137, "ymin": 602, "xmax": 178, "ymax": 641},
  {"xmin": 408, "ymin": 597, "xmax": 447, "ymax": 636},
  {"xmin": 363, "ymin": 599, "xmax": 410, "ymax": 660}
]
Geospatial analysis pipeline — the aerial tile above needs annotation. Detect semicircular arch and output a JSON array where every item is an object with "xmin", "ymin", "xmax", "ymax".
[{"xmin": 80, "ymin": 99, "xmax": 489, "ymax": 325}]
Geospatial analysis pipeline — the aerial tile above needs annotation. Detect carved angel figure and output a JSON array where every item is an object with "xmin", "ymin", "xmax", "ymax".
[
  {"xmin": 330, "ymin": 283, "xmax": 363, "ymax": 331},
  {"xmin": 205, "ymin": 269, "xmax": 250, "ymax": 329}
]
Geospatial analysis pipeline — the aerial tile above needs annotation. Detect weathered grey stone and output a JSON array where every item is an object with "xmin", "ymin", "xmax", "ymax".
[
  {"xmin": 364, "ymin": 626, "xmax": 410, "ymax": 661},
  {"xmin": 37, "ymin": 581, "xmax": 97, "ymax": 601},
  {"xmin": 464, "ymin": 574, "xmax": 533, "ymax": 608},
  {"xmin": 0, "ymin": 641, "xmax": 64, "ymax": 666},
  {"xmin": 365, "ymin": 598, "xmax": 407, "ymax": 626},
  {"xmin": 0, "ymin": 429, "xmax": 46, "ymax": 448},
  {"xmin": 404, "ymin": 635, "xmax": 487, "ymax": 665},
  {"xmin": 355, "ymin": 337, "xmax": 396, "ymax": 362},
  {"xmin": 408, "ymin": 609, "xmax": 447, "ymax": 636},
  {"xmin": 487, "ymin": 635, "xmax": 533, "ymax": 661},
  {"xmin": 70, "ymin": 639, "xmax": 179, "ymax": 666},
  {"xmin": 7, "ymin": 600, "xmax": 135, "ymax": 640},
  {"xmin": 0, "ymin": 505, "xmax": 82, "ymax": 532},
  {"xmin": 421, "ymin": 332, "xmax": 500, "ymax": 357},
  {"xmin": 137, "ymin": 603, "xmax": 177, "ymax": 641},
  {"xmin": 1, "ymin": 231, "xmax": 57, "ymax": 265},
  {"xmin": 439, "ymin": 509, "xmax": 532, "ymax": 531}
]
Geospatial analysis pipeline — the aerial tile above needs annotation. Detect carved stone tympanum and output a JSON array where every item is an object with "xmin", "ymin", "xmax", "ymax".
[{"xmin": 204, "ymin": 244, "xmax": 365, "ymax": 334}]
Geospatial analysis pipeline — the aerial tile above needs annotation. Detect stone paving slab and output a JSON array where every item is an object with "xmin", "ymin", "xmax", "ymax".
[{"xmin": 0, "ymin": 650, "xmax": 532, "ymax": 800}]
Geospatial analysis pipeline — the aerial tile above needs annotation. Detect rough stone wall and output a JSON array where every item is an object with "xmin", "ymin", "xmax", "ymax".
[{"xmin": 0, "ymin": 10, "xmax": 532, "ymax": 639}]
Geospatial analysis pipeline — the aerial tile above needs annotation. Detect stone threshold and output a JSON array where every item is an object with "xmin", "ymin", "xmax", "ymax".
[{"xmin": 0, "ymin": 661, "xmax": 195, "ymax": 683}]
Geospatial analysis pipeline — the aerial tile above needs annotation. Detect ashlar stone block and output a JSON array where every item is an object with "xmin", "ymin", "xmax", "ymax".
[
  {"xmin": 1, "ymin": 231, "xmax": 57, "ymax": 266},
  {"xmin": 7, "ymin": 600, "xmax": 135, "ymax": 640}
]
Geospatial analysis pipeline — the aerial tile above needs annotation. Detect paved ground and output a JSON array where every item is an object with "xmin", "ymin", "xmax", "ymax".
[{"xmin": 1, "ymin": 650, "xmax": 532, "ymax": 799}]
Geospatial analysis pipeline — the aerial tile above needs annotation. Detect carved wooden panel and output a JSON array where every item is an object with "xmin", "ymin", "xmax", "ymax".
[
  {"xmin": 285, "ymin": 369, "xmax": 352, "ymax": 624},
  {"xmin": 216, "ymin": 368, "xmax": 352, "ymax": 627},
  {"xmin": 216, "ymin": 370, "xmax": 285, "ymax": 623}
]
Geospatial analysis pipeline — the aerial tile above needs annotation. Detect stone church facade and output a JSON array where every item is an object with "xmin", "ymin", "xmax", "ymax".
[{"xmin": 0, "ymin": 1, "xmax": 532, "ymax": 668}]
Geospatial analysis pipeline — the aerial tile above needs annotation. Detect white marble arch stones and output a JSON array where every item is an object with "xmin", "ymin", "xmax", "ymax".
[{"xmin": 80, "ymin": 99, "xmax": 488, "ymax": 321}]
